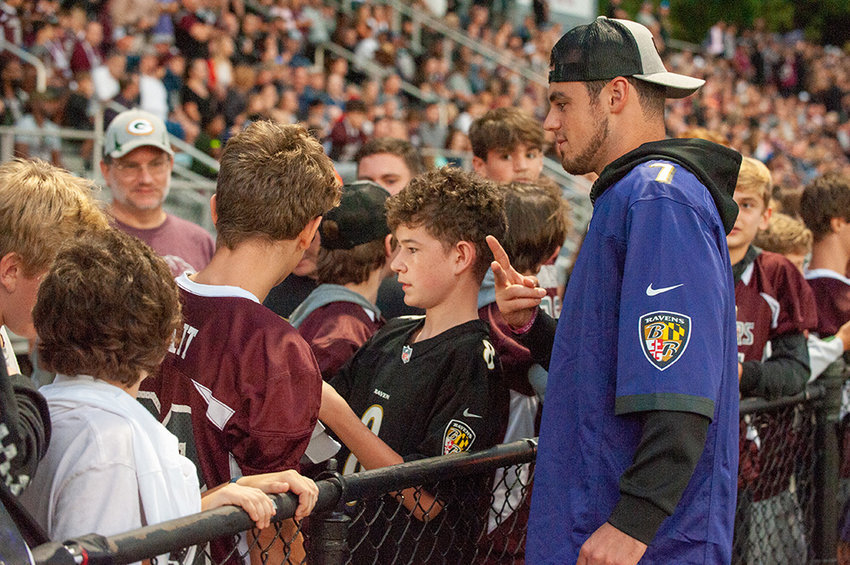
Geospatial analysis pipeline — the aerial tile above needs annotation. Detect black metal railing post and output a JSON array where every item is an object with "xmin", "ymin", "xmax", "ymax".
[
  {"xmin": 305, "ymin": 462, "xmax": 350, "ymax": 565},
  {"xmin": 813, "ymin": 360, "xmax": 847, "ymax": 560},
  {"xmin": 306, "ymin": 507, "xmax": 351, "ymax": 565}
]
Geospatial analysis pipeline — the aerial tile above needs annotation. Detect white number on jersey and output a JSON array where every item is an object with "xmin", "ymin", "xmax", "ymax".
[{"xmin": 342, "ymin": 404, "xmax": 384, "ymax": 475}]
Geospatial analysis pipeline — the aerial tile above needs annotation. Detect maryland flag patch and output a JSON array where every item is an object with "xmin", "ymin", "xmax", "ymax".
[
  {"xmin": 639, "ymin": 311, "xmax": 691, "ymax": 371},
  {"xmin": 443, "ymin": 419, "xmax": 476, "ymax": 455}
]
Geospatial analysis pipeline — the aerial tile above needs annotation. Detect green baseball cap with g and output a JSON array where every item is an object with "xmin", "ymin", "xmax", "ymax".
[{"xmin": 103, "ymin": 109, "xmax": 174, "ymax": 159}]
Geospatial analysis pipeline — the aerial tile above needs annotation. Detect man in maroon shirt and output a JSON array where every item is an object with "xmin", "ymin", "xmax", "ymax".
[{"xmin": 102, "ymin": 108, "xmax": 215, "ymax": 276}]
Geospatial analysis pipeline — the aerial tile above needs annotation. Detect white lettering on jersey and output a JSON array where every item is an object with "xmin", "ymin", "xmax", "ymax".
[
  {"xmin": 373, "ymin": 388, "xmax": 390, "ymax": 400},
  {"xmin": 737, "ymin": 321, "xmax": 754, "ymax": 346},
  {"xmin": 169, "ymin": 323, "xmax": 199, "ymax": 359},
  {"xmin": 482, "ymin": 339, "xmax": 496, "ymax": 370},
  {"xmin": 191, "ymin": 379, "xmax": 235, "ymax": 431}
]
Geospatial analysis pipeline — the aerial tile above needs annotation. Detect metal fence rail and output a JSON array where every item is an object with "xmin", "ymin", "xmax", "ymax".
[{"xmin": 30, "ymin": 372, "xmax": 850, "ymax": 564}]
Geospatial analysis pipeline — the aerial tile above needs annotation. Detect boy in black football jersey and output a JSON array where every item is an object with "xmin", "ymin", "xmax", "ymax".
[
  {"xmin": 320, "ymin": 168, "xmax": 509, "ymax": 563},
  {"xmin": 728, "ymin": 157, "xmax": 817, "ymax": 564}
]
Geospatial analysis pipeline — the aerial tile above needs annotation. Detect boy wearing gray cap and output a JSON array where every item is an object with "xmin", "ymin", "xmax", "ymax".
[
  {"xmin": 101, "ymin": 108, "xmax": 214, "ymax": 276},
  {"xmin": 288, "ymin": 180, "xmax": 393, "ymax": 381},
  {"xmin": 490, "ymin": 16, "xmax": 742, "ymax": 564}
]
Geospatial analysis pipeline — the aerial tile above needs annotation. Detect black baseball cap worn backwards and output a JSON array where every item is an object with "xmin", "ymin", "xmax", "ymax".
[
  {"xmin": 549, "ymin": 16, "xmax": 704, "ymax": 99},
  {"xmin": 320, "ymin": 180, "xmax": 391, "ymax": 250}
]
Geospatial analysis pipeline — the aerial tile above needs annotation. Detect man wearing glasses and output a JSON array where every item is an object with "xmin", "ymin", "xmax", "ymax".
[{"xmin": 102, "ymin": 109, "xmax": 215, "ymax": 276}]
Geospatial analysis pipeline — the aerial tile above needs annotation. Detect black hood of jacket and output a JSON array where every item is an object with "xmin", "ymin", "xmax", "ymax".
[{"xmin": 590, "ymin": 138, "xmax": 742, "ymax": 234}]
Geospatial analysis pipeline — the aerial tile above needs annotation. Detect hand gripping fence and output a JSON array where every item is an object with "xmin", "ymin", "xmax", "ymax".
[{"xmin": 28, "ymin": 366, "xmax": 850, "ymax": 565}]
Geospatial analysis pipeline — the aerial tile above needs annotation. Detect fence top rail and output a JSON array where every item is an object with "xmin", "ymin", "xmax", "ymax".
[
  {"xmin": 31, "ymin": 438, "xmax": 537, "ymax": 565},
  {"xmin": 739, "ymin": 382, "xmax": 826, "ymax": 415}
]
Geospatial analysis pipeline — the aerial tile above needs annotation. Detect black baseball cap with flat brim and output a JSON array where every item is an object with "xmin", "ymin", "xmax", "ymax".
[{"xmin": 549, "ymin": 16, "xmax": 704, "ymax": 99}]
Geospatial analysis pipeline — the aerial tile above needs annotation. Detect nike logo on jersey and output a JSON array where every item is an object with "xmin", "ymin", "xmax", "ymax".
[
  {"xmin": 646, "ymin": 283, "xmax": 683, "ymax": 296},
  {"xmin": 462, "ymin": 408, "xmax": 483, "ymax": 419}
]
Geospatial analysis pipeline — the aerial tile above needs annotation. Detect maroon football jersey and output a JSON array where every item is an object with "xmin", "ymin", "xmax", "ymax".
[
  {"xmin": 297, "ymin": 301, "xmax": 384, "ymax": 381},
  {"xmin": 735, "ymin": 250, "xmax": 818, "ymax": 362},
  {"xmin": 139, "ymin": 275, "xmax": 322, "ymax": 490},
  {"xmin": 806, "ymin": 269, "xmax": 850, "ymax": 337}
]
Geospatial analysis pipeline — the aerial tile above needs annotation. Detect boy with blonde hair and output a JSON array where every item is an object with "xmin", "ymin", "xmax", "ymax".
[
  {"xmin": 320, "ymin": 168, "xmax": 508, "ymax": 563},
  {"xmin": 0, "ymin": 158, "xmax": 108, "ymax": 498},
  {"xmin": 729, "ymin": 156, "xmax": 817, "ymax": 564},
  {"xmin": 755, "ymin": 212, "xmax": 813, "ymax": 274},
  {"xmin": 729, "ymin": 157, "xmax": 817, "ymax": 398},
  {"xmin": 139, "ymin": 121, "xmax": 340, "ymax": 561}
]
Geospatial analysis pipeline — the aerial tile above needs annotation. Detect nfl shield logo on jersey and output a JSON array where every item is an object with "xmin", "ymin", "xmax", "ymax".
[
  {"xmin": 443, "ymin": 419, "xmax": 476, "ymax": 454},
  {"xmin": 401, "ymin": 344, "xmax": 413, "ymax": 364},
  {"xmin": 639, "ymin": 311, "xmax": 691, "ymax": 371}
]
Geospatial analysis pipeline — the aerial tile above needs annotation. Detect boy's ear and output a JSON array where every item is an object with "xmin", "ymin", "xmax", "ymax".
[
  {"xmin": 209, "ymin": 194, "xmax": 218, "ymax": 227},
  {"xmin": 297, "ymin": 216, "xmax": 323, "ymax": 250},
  {"xmin": 384, "ymin": 233, "xmax": 394, "ymax": 259},
  {"xmin": 759, "ymin": 205, "xmax": 772, "ymax": 231},
  {"xmin": 471, "ymin": 156, "xmax": 487, "ymax": 176},
  {"xmin": 453, "ymin": 240, "xmax": 476, "ymax": 276},
  {"xmin": 0, "ymin": 252, "xmax": 23, "ymax": 293},
  {"xmin": 544, "ymin": 245, "xmax": 562, "ymax": 266},
  {"xmin": 830, "ymin": 216, "xmax": 847, "ymax": 234}
]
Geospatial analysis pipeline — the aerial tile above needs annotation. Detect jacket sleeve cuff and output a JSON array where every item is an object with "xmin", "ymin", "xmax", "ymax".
[
  {"xmin": 739, "ymin": 360, "xmax": 761, "ymax": 397},
  {"xmin": 608, "ymin": 493, "xmax": 669, "ymax": 545}
]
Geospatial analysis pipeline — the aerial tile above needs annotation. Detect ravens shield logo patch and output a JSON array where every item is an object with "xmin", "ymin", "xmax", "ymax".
[
  {"xmin": 639, "ymin": 311, "xmax": 691, "ymax": 371},
  {"xmin": 443, "ymin": 419, "xmax": 476, "ymax": 455}
]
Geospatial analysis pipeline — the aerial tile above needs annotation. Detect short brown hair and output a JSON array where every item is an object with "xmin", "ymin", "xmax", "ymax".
[
  {"xmin": 501, "ymin": 180, "xmax": 570, "ymax": 275},
  {"xmin": 316, "ymin": 239, "xmax": 387, "ymax": 285},
  {"xmin": 355, "ymin": 137, "xmax": 428, "ymax": 176},
  {"xmin": 468, "ymin": 108, "xmax": 544, "ymax": 160},
  {"xmin": 0, "ymin": 159, "xmax": 108, "ymax": 276},
  {"xmin": 386, "ymin": 167, "xmax": 507, "ymax": 282},
  {"xmin": 800, "ymin": 171, "xmax": 850, "ymax": 242},
  {"xmin": 34, "ymin": 229, "xmax": 182, "ymax": 387},
  {"xmin": 754, "ymin": 212, "xmax": 813, "ymax": 256},
  {"xmin": 215, "ymin": 121, "xmax": 341, "ymax": 249},
  {"xmin": 736, "ymin": 157, "xmax": 772, "ymax": 209}
]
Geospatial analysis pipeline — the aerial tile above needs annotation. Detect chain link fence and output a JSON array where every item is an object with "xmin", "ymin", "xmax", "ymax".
[{"xmin": 29, "ymin": 370, "xmax": 850, "ymax": 565}]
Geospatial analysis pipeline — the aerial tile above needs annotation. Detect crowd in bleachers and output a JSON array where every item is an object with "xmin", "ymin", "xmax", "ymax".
[{"xmin": 0, "ymin": 0, "xmax": 846, "ymax": 190}]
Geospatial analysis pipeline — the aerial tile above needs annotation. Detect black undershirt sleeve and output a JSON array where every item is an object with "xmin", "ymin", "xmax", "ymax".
[
  {"xmin": 607, "ymin": 410, "xmax": 709, "ymax": 545},
  {"xmin": 514, "ymin": 309, "xmax": 557, "ymax": 371},
  {"xmin": 739, "ymin": 332, "xmax": 809, "ymax": 400}
]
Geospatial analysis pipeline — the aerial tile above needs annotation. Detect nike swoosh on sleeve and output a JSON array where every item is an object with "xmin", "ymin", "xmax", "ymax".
[{"xmin": 645, "ymin": 283, "xmax": 684, "ymax": 296}]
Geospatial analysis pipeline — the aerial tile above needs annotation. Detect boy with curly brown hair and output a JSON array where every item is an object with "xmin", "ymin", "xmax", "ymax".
[
  {"xmin": 0, "ymin": 158, "xmax": 109, "ymax": 499},
  {"xmin": 320, "ymin": 167, "xmax": 509, "ymax": 563}
]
